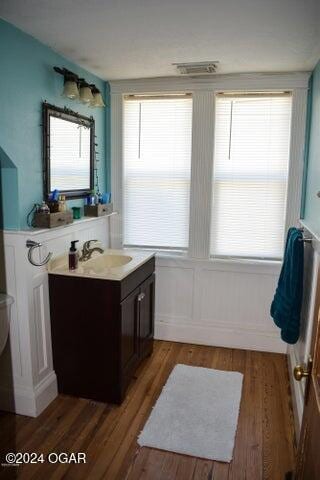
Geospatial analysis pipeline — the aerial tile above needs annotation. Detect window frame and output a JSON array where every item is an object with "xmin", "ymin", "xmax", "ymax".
[
  {"xmin": 210, "ymin": 92, "xmax": 293, "ymax": 261},
  {"xmin": 109, "ymin": 73, "xmax": 309, "ymax": 262},
  {"xmin": 123, "ymin": 93, "xmax": 192, "ymax": 253}
]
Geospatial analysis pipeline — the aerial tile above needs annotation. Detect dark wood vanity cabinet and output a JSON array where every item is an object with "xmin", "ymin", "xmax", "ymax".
[
  {"xmin": 120, "ymin": 273, "xmax": 155, "ymax": 396},
  {"xmin": 49, "ymin": 257, "xmax": 155, "ymax": 404}
]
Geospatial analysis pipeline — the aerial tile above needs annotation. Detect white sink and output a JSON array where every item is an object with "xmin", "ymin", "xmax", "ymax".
[
  {"xmin": 82, "ymin": 254, "xmax": 132, "ymax": 273},
  {"xmin": 48, "ymin": 249, "xmax": 154, "ymax": 281}
]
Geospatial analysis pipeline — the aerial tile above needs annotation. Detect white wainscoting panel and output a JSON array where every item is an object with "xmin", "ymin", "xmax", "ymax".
[
  {"xmin": 199, "ymin": 269, "xmax": 277, "ymax": 328},
  {"xmin": 0, "ymin": 216, "xmax": 110, "ymax": 417},
  {"xmin": 287, "ymin": 225, "xmax": 320, "ymax": 437},
  {"xmin": 31, "ymin": 272, "xmax": 52, "ymax": 378},
  {"xmin": 156, "ymin": 265, "xmax": 194, "ymax": 323},
  {"xmin": 154, "ymin": 256, "xmax": 285, "ymax": 353}
]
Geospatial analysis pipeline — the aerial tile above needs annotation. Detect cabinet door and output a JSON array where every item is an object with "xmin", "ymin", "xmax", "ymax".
[
  {"xmin": 120, "ymin": 286, "xmax": 139, "ymax": 376},
  {"xmin": 138, "ymin": 274, "xmax": 155, "ymax": 359}
]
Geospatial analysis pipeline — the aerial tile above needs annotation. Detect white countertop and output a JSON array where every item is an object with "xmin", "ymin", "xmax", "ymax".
[{"xmin": 47, "ymin": 248, "xmax": 155, "ymax": 281}]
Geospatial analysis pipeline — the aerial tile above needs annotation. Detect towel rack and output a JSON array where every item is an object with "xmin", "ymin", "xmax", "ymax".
[
  {"xmin": 26, "ymin": 240, "xmax": 53, "ymax": 266},
  {"xmin": 297, "ymin": 227, "xmax": 312, "ymax": 243}
]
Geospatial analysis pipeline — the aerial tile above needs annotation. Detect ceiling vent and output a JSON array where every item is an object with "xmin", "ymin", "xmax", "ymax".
[{"xmin": 173, "ymin": 61, "xmax": 219, "ymax": 75}]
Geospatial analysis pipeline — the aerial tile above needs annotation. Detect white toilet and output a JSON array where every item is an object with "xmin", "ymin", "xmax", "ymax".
[{"xmin": 0, "ymin": 293, "xmax": 13, "ymax": 356}]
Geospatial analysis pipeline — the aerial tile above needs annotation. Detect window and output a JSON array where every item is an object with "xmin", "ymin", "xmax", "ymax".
[
  {"xmin": 123, "ymin": 95, "xmax": 193, "ymax": 250},
  {"xmin": 43, "ymin": 103, "xmax": 94, "ymax": 199},
  {"xmin": 115, "ymin": 78, "xmax": 307, "ymax": 261},
  {"xmin": 210, "ymin": 93, "xmax": 292, "ymax": 259}
]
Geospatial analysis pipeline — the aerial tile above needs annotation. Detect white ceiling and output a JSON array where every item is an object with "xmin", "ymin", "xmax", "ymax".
[{"xmin": 1, "ymin": 0, "xmax": 319, "ymax": 80}]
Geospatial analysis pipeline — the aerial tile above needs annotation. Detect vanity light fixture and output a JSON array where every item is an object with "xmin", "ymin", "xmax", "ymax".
[
  {"xmin": 63, "ymin": 79, "xmax": 79, "ymax": 99},
  {"xmin": 79, "ymin": 80, "xmax": 94, "ymax": 104},
  {"xmin": 54, "ymin": 67, "xmax": 79, "ymax": 99},
  {"xmin": 53, "ymin": 66, "xmax": 105, "ymax": 108},
  {"xmin": 90, "ymin": 85, "xmax": 105, "ymax": 108}
]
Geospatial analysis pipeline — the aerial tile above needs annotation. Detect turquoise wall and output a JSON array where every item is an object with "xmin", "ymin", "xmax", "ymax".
[
  {"xmin": 0, "ymin": 147, "xmax": 19, "ymax": 230},
  {"xmin": 302, "ymin": 60, "xmax": 320, "ymax": 233},
  {"xmin": 0, "ymin": 19, "xmax": 109, "ymax": 230}
]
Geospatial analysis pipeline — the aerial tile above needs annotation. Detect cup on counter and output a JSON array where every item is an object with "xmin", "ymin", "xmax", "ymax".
[{"xmin": 71, "ymin": 206, "xmax": 82, "ymax": 220}]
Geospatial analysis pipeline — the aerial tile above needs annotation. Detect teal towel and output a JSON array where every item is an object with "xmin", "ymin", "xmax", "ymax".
[{"xmin": 270, "ymin": 227, "xmax": 304, "ymax": 344}]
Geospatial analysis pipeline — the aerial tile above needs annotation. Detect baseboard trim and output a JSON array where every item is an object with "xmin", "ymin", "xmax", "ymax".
[
  {"xmin": 287, "ymin": 346, "xmax": 304, "ymax": 439},
  {"xmin": 155, "ymin": 319, "xmax": 287, "ymax": 353},
  {"xmin": 0, "ymin": 371, "xmax": 58, "ymax": 417},
  {"xmin": 34, "ymin": 371, "xmax": 58, "ymax": 416}
]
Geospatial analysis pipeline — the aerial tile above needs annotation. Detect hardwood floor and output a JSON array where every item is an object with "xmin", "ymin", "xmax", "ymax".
[{"xmin": 0, "ymin": 341, "xmax": 296, "ymax": 480}]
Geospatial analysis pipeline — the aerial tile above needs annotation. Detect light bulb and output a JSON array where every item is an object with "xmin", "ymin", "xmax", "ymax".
[
  {"xmin": 62, "ymin": 80, "xmax": 79, "ymax": 99},
  {"xmin": 80, "ymin": 85, "xmax": 94, "ymax": 104},
  {"xmin": 90, "ymin": 91, "xmax": 105, "ymax": 108}
]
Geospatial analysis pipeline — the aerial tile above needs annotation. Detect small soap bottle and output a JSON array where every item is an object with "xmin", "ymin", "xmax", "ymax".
[
  {"xmin": 58, "ymin": 195, "xmax": 63, "ymax": 212},
  {"xmin": 61, "ymin": 195, "xmax": 67, "ymax": 212},
  {"xmin": 69, "ymin": 240, "xmax": 79, "ymax": 270},
  {"xmin": 40, "ymin": 201, "xmax": 50, "ymax": 214},
  {"xmin": 58, "ymin": 195, "xmax": 66, "ymax": 212}
]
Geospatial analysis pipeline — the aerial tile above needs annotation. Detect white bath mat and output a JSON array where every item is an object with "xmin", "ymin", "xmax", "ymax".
[{"xmin": 138, "ymin": 364, "xmax": 243, "ymax": 462}]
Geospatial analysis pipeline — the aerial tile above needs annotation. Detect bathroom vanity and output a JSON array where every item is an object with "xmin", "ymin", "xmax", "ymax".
[{"xmin": 48, "ymin": 249, "xmax": 155, "ymax": 404}]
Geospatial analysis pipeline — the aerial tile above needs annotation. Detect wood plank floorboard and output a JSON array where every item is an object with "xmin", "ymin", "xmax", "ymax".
[{"xmin": 0, "ymin": 340, "xmax": 296, "ymax": 480}]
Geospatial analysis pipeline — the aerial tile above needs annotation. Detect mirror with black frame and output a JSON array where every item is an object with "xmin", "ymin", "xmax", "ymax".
[{"xmin": 43, "ymin": 103, "xmax": 95, "ymax": 199}]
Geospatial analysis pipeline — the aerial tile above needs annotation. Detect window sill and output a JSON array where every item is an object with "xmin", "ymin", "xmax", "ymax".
[
  {"xmin": 157, "ymin": 255, "xmax": 281, "ymax": 275},
  {"xmin": 123, "ymin": 247, "xmax": 282, "ymax": 275}
]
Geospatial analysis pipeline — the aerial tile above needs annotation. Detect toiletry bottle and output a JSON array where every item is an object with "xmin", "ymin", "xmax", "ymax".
[
  {"xmin": 40, "ymin": 201, "xmax": 50, "ymax": 214},
  {"xmin": 58, "ymin": 195, "xmax": 63, "ymax": 212},
  {"xmin": 69, "ymin": 240, "xmax": 79, "ymax": 270},
  {"xmin": 58, "ymin": 195, "xmax": 67, "ymax": 212},
  {"xmin": 61, "ymin": 195, "xmax": 67, "ymax": 212}
]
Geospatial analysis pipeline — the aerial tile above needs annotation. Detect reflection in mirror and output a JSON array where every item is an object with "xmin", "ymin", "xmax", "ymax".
[
  {"xmin": 43, "ymin": 103, "xmax": 94, "ymax": 198},
  {"xmin": 50, "ymin": 117, "xmax": 91, "ymax": 191}
]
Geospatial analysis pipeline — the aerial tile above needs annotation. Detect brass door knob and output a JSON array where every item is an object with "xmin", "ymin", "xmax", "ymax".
[{"xmin": 293, "ymin": 364, "xmax": 310, "ymax": 381}]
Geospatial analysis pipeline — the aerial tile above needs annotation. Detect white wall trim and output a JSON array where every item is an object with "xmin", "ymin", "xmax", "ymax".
[
  {"xmin": 0, "ymin": 372, "xmax": 57, "ymax": 417},
  {"xmin": 3, "ymin": 215, "xmax": 110, "ymax": 240},
  {"xmin": 155, "ymin": 320, "xmax": 286, "ymax": 353},
  {"xmin": 288, "ymin": 346, "xmax": 304, "ymax": 437},
  {"xmin": 110, "ymin": 72, "xmax": 310, "ymax": 94},
  {"xmin": 34, "ymin": 371, "xmax": 58, "ymax": 417},
  {"xmin": 156, "ymin": 254, "xmax": 281, "ymax": 275},
  {"xmin": 286, "ymin": 226, "xmax": 320, "ymax": 439},
  {"xmin": 188, "ymin": 91, "xmax": 215, "ymax": 258},
  {"xmin": 285, "ymin": 89, "xmax": 308, "ymax": 231},
  {"xmin": 110, "ymin": 93, "xmax": 123, "ymax": 249}
]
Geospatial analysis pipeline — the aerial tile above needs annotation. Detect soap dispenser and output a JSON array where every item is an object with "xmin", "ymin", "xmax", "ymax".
[{"xmin": 69, "ymin": 240, "xmax": 79, "ymax": 270}]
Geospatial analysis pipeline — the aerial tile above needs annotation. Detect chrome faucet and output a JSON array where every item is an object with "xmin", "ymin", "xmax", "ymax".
[{"xmin": 79, "ymin": 240, "xmax": 104, "ymax": 262}]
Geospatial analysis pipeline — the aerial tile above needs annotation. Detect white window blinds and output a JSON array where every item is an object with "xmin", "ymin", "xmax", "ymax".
[
  {"xmin": 210, "ymin": 93, "xmax": 292, "ymax": 259},
  {"xmin": 123, "ymin": 96, "xmax": 193, "ymax": 249}
]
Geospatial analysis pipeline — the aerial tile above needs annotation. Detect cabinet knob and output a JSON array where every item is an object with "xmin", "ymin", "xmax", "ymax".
[{"xmin": 137, "ymin": 293, "xmax": 145, "ymax": 302}]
